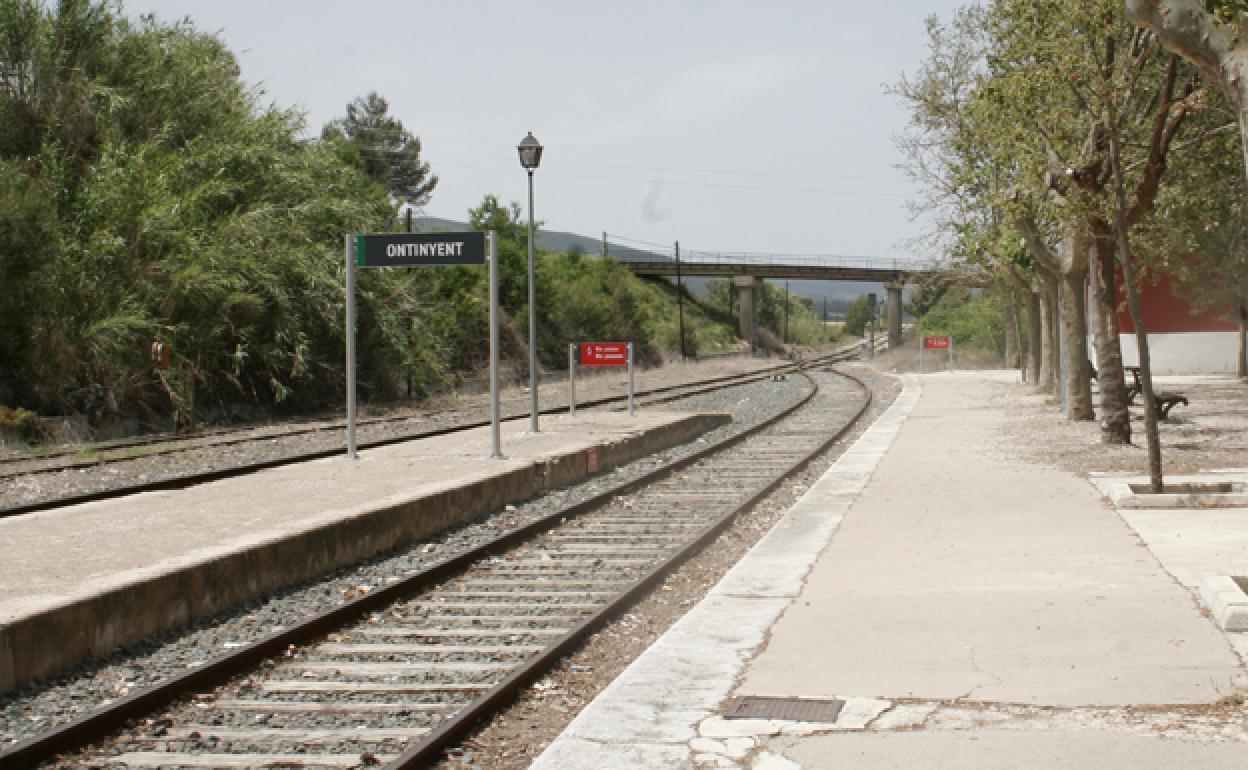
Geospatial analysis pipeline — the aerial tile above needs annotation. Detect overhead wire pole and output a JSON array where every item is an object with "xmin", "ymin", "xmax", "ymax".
[{"xmin": 676, "ymin": 240, "xmax": 686, "ymax": 362}]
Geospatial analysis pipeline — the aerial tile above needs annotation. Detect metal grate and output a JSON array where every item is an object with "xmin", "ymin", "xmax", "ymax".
[{"xmin": 724, "ymin": 695, "xmax": 845, "ymax": 723}]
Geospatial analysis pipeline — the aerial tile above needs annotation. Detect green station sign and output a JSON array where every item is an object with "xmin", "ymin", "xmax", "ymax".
[{"xmin": 356, "ymin": 232, "xmax": 486, "ymax": 268}]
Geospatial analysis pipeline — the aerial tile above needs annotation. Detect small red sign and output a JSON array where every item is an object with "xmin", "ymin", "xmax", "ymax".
[
  {"xmin": 579, "ymin": 342, "xmax": 629, "ymax": 367},
  {"xmin": 924, "ymin": 336, "xmax": 951, "ymax": 350}
]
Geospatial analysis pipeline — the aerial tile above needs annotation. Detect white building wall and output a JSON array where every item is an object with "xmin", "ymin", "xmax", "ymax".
[{"xmin": 1111, "ymin": 332, "xmax": 1240, "ymax": 374}]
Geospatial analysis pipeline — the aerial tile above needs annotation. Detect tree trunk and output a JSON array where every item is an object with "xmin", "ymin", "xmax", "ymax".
[
  {"xmin": 1004, "ymin": 289, "xmax": 1022, "ymax": 371},
  {"xmin": 1090, "ymin": 228, "xmax": 1131, "ymax": 444},
  {"xmin": 1120, "ymin": 249, "xmax": 1164, "ymax": 491},
  {"xmin": 1239, "ymin": 296, "xmax": 1247, "ymax": 380},
  {"xmin": 1036, "ymin": 271, "xmax": 1059, "ymax": 394},
  {"xmin": 1026, "ymin": 288, "xmax": 1042, "ymax": 385},
  {"xmin": 1060, "ymin": 265, "xmax": 1093, "ymax": 420},
  {"xmin": 1107, "ymin": 103, "xmax": 1164, "ymax": 492}
]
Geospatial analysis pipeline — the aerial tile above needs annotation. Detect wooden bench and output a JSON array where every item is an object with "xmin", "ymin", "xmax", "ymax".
[{"xmin": 1123, "ymin": 365, "xmax": 1188, "ymax": 419}]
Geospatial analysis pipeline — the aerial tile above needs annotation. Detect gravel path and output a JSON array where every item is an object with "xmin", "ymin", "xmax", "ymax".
[{"xmin": 0, "ymin": 364, "xmax": 817, "ymax": 755}]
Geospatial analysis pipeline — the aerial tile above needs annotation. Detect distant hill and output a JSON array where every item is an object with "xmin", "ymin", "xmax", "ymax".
[
  {"xmin": 410, "ymin": 216, "xmax": 911, "ymax": 318},
  {"xmin": 411, "ymin": 216, "xmax": 657, "ymax": 262}
]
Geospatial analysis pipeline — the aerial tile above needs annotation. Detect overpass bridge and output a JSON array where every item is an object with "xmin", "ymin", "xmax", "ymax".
[{"xmin": 617, "ymin": 251, "xmax": 968, "ymax": 351}]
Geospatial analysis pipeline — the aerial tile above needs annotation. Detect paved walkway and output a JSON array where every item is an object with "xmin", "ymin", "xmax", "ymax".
[{"xmin": 532, "ymin": 372, "xmax": 1248, "ymax": 770}]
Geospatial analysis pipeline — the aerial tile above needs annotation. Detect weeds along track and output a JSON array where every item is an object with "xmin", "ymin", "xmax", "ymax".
[
  {"xmin": 0, "ymin": 365, "xmax": 872, "ymax": 769},
  {"xmin": 1, "ymin": 349, "xmax": 867, "ymax": 519}
]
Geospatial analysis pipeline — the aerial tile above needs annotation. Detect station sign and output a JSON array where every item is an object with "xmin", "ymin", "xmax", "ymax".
[
  {"xmin": 579, "ymin": 342, "xmax": 629, "ymax": 367},
  {"xmin": 923, "ymin": 336, "xmax": 951, "ymax": 350},
  {"xmin": 356, "ymin": 232, "xmax": 486, "ymax": 268},
  {"xmin": 344, "ymin": 230, "xmax": 503, "ymax": 461}
]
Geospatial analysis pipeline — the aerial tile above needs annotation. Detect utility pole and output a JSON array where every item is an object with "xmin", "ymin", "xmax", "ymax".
[
  {"xmin": 675, "ymin": 240, "xmax": 686, "ymax": 362},
  {"xmin": 602, "ymin": 231, "xmax": 608, "ymax": 260},
  {"xmin": 783, "ymin": 281, "xmax": 790, "ymax": 344}
]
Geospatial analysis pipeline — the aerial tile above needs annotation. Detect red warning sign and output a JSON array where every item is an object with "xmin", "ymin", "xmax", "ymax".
[
  {"xmin": 579, "ymin": 342, "xmax": 629, "ymax": 367},
  {"xmin": 923, "ymin": 336, "xmax": 951, "ymax": 350}
]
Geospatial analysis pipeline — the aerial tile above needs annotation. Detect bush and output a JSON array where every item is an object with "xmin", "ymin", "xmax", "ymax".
[
  {"xmin": 0, "ymin": 405, "xmax": 40, "ymax": 441},
  {"xmin": 916, "ymin": 288, "xmax": 1005, "ymax": 357},
  {"xmin": 844, "ymin": 295, "xmax": 872, "ymax": 337}
]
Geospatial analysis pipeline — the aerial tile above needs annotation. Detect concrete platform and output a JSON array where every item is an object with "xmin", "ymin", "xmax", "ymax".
[
  {"xmin": 0, "ymin": 410, "xmax": 728, "ymax": 694},
  {"xmin": 532, "ymin": 372, "xmax": 1248, "ymax": 770}
]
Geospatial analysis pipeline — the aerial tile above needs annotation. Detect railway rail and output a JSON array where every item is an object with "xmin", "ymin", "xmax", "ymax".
[
  {"xmin": 0, "ymin": 360, "xmax": 874, "ymax": 769},
  {"xmin": 0, "ymin": 351, "xmax": 849, "ymax": 519},
  {"xmin": 0, "ymin": 357, "xmax": 799, "ymax": 479}
]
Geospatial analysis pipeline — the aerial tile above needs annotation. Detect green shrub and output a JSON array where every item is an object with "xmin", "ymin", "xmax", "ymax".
[{"xmin": 916, "ymin": 288, "xmax": 1005, "ymax": 357}]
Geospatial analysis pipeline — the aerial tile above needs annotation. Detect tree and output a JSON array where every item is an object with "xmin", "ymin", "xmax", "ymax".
[
  {"xmin": 843, "ymin": 295, "xmax": 872, "ymax": 337},
  {"xmin": 1127, "ymin": 0, "xmax": 1248, "ymax": 379},
  {"xmin": 0, "ymin": 5, "xmax": 440, "ymax": 422},
  {"xmin": 323, "ymin": 92, "xmax": 437, "ymax": 207},
  {"xmin": 906, "ymin": 277, "xmax": 951, "ymax": 319},
  {"xmin": 900, "ymin": 0, "xmax": 1234, "ymax": 467}
]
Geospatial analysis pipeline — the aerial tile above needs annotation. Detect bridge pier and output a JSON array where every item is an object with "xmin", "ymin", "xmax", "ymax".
[
  {"xmin": 886, "ymin": 281, "xmax": 904, "ymax": 349},
  {"xmin": 733, "ymin": 276, "xmax": 762, "ymax": 351}
]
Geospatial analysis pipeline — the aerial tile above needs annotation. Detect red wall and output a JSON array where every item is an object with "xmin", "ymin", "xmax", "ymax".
[{"xmin": 1117, "ymin": 270, "xmax": 1239, "ymax": 334}]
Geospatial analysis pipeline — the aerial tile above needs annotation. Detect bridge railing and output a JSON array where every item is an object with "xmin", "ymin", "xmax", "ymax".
[{"xmin": 620, "ymin": 249, "xmax": 940, "ymax": 273}]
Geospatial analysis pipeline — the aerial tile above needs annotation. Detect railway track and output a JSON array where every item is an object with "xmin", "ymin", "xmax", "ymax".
[
  {"xmin": 0, "ymin": 356, "xmax": 812, "ymax": 478},
  {"xmin": 0, "ymin": 364, "xmax": 873, "ymax": 769},
  {"xmin": 0, "ymin": 352, "xmax": 841, "ymax": 519}
]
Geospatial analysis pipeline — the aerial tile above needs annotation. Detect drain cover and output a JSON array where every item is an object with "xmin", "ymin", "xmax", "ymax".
[{"xmin": 724, "ymin": 695, "xmax": 844, "ymax": 723}]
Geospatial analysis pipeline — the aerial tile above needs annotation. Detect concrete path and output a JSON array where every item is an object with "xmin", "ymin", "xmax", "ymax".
[{"xmin": 531, "ymin": 372, "xmax": 1248, "ymax": 769}]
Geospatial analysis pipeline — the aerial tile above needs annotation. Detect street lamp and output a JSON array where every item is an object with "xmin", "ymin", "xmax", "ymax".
[{"xmin": 517, "ymin": 132, "xmax": 543, "ymax": 433}]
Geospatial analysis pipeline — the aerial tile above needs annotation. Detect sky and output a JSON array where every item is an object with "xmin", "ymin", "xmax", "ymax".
[{"xmin": 128, "ymin": 1, "xmax": 967, "ymax": 262}]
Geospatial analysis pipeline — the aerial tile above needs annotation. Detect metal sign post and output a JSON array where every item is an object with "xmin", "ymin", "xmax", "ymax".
[
  {"xmin": 627, "ymin": 342, "xmax": 635, "ymax": 416},
  {"xmin": 567, "ymin": 343, "xmax": 577, "ymax": 416},
  {"xmin": 344, "ymin": 230, "xmax": 495, "ymax": 460},
  {"xmin": 921, "ymin": 336, "xmax": 953, "ymax": 373},
  {"xmin": 487, "ymin": 231, "xmax": 502, "ymax": 459},
  {"xmin": 345, "ymin": 235, "xmax": 358, "ymax": 460},
  {"xmin": 576, "ymin": 342, "xmax": 634, "ymax": 416}
]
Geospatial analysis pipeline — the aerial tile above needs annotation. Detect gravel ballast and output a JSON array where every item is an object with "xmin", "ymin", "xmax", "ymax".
[{"xmin": 0, "ymin": 362, "xmax": 820, "ymax": 753}]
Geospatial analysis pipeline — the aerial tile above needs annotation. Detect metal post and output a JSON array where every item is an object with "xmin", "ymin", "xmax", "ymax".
[
  {"xmin": 783, "ymin": 280, "xmax": 790, "ymax": 344},
  {"xmin": 526, "ymin": 169, "xmax": 540, "ymax": 433},
  {"xmin": 345, "ymin": 235, "xmax": 357, "ymax": 460},
  {"xmin": 488, "ymin": 231, "xmax": 503, "ymax": 459},
  {"xmin": 405, "ymin": 209, "xmax": 414, "ymax": 399},
  {"xmin": 568, "ymin": 343, "xmax": 576, "ymax": 416},
  {"xmin": 627, "ymin": 342, "xmax": 635, "ymax": 417},
  {"xmin": 676, "ymin": 241, "xmax": 686, "ymax": 362},
  {"xmin": 919, "ymin": 334, "xmax": 925, "ymax": 374},
  {"xmin": 949, "ymin": 338, "xmax": 955, "ymax": 370},
  {"xmin": 602, "ymin": 231, "xmax": 608, "ymax": 260}
]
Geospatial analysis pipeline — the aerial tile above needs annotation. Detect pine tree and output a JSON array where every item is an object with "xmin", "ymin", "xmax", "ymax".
[{"xmin": 323, "ymin": 92, "xmax": 437, "ymax": 206}]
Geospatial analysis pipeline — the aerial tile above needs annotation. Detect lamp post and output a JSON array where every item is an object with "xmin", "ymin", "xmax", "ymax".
[{"xmin": 517, "ymin": 132, "xmax": 544, "ymax": 433}]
